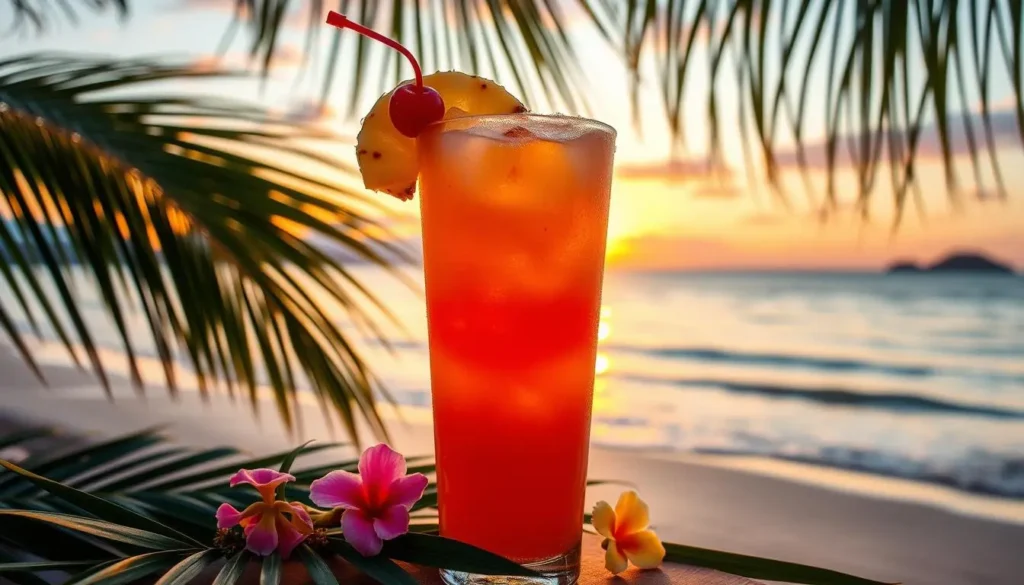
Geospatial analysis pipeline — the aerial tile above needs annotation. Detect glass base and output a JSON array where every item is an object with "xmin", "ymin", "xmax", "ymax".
[{"xmin": 440, "ymin": 543, "xmax": 582, "ymax": 585}]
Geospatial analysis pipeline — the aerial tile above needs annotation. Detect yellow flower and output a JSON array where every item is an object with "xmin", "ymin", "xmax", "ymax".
[{"xmin": 592, "ymin": 491, "xmax": 666, "ymax": 574}]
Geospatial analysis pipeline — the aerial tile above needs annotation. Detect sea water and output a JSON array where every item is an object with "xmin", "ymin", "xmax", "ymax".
[{"xmin": 3, "ymin": 267, "xmax": 1023, "ymax": 500}]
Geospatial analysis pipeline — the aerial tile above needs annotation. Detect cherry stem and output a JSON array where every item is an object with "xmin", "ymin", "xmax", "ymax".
[{"xmin": 326, "ymin": 11, "xmax": 424, "ymax": 89}]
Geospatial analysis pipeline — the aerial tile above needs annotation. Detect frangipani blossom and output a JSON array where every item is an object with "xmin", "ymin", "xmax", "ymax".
[
  {"xmin": 216, "ymin": 468, "xmax": 313, "ymax": 558},
  {"xmin": 309, "ymin": 444, "xmax": 428, "ymax": 556},
  {"xmin": 593, "ymin": 491, "xmax": 666, "ymax": 574}
]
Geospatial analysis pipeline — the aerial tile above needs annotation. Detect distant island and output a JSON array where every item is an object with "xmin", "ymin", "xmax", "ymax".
[{"xmin": 886, "ymin": 252, "xmax": 1016, "ymax": 275}]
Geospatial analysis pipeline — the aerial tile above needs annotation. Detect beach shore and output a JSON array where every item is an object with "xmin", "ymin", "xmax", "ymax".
[{"xmin": 1, "ymin": 350, "xmax": 1022, "ymax": 585}]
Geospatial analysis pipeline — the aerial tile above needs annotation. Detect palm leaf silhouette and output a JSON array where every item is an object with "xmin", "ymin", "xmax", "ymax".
[
  {"xmin": 0, "ymin": 54, "xmax": 408, "ymax": 439},
  {"xmin": 224, "ymin": 0, "xmax": 1023, "ymax": 220}
]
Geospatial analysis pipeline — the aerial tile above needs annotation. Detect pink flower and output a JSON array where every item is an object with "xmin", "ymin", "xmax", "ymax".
[
  {"xmin": 215, "ymin": 469, "xmax": 313, "ymax": 559},
  {"xmin": 309, "ymin": 444, "xmax": 428, "ymax": 556}
]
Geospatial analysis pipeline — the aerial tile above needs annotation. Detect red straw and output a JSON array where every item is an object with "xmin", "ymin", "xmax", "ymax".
[{"xmin": 325, "ymin": 11, "xmax": 425, "ymax": 88}]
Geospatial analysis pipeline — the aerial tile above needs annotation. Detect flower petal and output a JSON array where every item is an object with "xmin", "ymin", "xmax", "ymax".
[
  {"xmin": 591, "ymin": 501, "xmax": 616, "ymax": 538},
  {"xmin": 286, "ymin": 502, "xmax": 315, "ymax": 533},
  {"xmin": 620, "ymin": 530, "xmax": 665, "ymax": 570},
  {"xmin": 385, "ymin": 473, "xmax": 429, "ymax": 509},
  {"xmin": 373, "ymin": 505, "xmax": 410, "ymax": 540},
  {"xmin": 275, "ymin": 515, "xmax": 308, "ymax": 560},
  {"xmin": 244, "ymin": 513, "xmax": 279, "ymax": 557},
  {"xmin": 614, "ymin": 491, "xmax": 650, "ymax": 536},
  {"xmin": 216, "ymin": 503, "xmax": 245, "ymax": 529},
  {"xmin": 359, "ymin": 444, "xmax": 405, "ymax": 498},
  {"xmin": 229, "ymin": 468, "xmax": 295, "ymax": 502},
  {"xmin": 342, "ymin": 509, "xmax": 383, "ymax": 556},
  {"xmin": 309, "ymin": 470, "xmax": 365, "ymax": 510},
  {"xmin": 604, "ymin": 541, "xmax": 628, "ymax": 575}
]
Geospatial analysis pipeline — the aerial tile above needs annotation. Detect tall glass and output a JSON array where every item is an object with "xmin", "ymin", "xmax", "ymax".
[{"xmin": 418, "ymin": 114, "xmax": 615, "ymax": 585}]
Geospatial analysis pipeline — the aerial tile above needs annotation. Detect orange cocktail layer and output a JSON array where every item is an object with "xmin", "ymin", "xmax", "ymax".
[{"xmin": 418, "ymin": 116, "xmax": 614, "ymax": 561}]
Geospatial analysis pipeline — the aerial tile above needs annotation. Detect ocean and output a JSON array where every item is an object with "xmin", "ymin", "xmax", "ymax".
[{"xmin": 4, "ymin": 267, "xmax": 1024, "ymax": 501}]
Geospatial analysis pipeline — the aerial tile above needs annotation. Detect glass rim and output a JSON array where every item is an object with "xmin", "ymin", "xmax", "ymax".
[{"xmin": 422, "ymin": 112, "xmax": 616, "ymax": 138}]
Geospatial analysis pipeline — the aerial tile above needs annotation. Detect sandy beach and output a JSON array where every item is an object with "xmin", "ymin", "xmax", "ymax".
[{"xmin": 1, "ymin": 349, "xmax": 1023, "ymax": 585}]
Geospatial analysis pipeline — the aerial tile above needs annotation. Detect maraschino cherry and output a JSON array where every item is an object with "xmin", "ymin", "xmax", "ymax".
[{"xmin": 326, "ymin": 11, "xmax": 445, "ymax": 138}]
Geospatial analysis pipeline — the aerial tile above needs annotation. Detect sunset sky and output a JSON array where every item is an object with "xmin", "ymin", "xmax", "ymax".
[{"xmin": 3, "ymin": 0, "xmax": 1023, "ymax": 271}]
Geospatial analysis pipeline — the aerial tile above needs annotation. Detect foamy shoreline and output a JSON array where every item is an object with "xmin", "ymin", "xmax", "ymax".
[{"xmin": 2, "ymin": 349, "xmax": 1023, "ymax": 585}]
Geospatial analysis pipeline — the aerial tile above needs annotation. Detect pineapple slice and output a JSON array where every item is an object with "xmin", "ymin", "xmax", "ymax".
[{"xmin": 355, "ymin": 72, "xmax": 525, "ymax": 200}]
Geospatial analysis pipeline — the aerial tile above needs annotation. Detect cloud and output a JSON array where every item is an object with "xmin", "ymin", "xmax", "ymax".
[
  {"xmin": 771, "ymin": 108, "xmax": 1022, "ymax": 171},
  {"xmin": 616, "ymin": 158, "xmax": 733, "ymax": 184}
]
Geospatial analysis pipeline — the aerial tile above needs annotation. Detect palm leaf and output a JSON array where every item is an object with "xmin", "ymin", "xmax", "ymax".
[
  {"xmin": 295, "ymin": 545, "xmax": 339, "ymax": 585},
  {"xmin": 381, "ymin": 533, "xmax": 537, "ymax": 576},
  {"xmin": 612, "ymin": 0, "xmax": 1023, "ymax": 218},
  {"xmin": 213, "ymin": 0, "xmax": 592, "ymax": 116},
  {"xmin": 0, "ymin": 460, "xmax": 201, "ymax": 546},
  {"xmin": 259, "ymin": 553, "xmax": 282, "ymax": 585},
  {"xmin": 0, "ymin": 427, "xmax": 426, "ymax": 544},
  {"xmin": 328, "ymin": 540, "xmax": 416, "ymax": 585},
  {"xmin": 0, "ymin": 54, "xmax": 411, "ymax": 439},
  {"xmin": 155, "ymin": 549, "xmax": 221, "ymax": 585},
  {"xmin": 2, "ymin": 0, "xmax": 129, "ymax": 32},
  {"xmin": 70, "ymin": 551, "xmax": 187, "ymax": 585},
  {"xmin": 226, "ymin": 0, "xmax": 1022, "ymax": 220},
  {"xmin": 0, "ymin": 510, "xmax": 192, "ymax": 550},
  {"xmin": 663, "ymin": 542, "xmax": 894, "ymax": 585},
  {"xmin": 212, "ymin": 550, "xmax": 251, "ymax": 585}
]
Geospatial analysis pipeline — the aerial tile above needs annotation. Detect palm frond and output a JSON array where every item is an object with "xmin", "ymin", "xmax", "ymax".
[
  {"xmin": 0, "ymin": 427, "xmax": 417, "ymax": 546},
  {"xmin": 2, "ymin": 0, "xmax": 129, "ymax": 32},
  {"xmin": 610, "ymin": 0, "xmax": 1024, "ymax": 218},
  {"xmin": 214, "ymin": 0, "xmax": 595, "ymax": 116},
  {"xmin": 0, "ymin": 54, "xmax": 411, "ymax": 440},
  {"xmin": 229, "ymin": 0, "xmax": 1022, "ymax": 220}
]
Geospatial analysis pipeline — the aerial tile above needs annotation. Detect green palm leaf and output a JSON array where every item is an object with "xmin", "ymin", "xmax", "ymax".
[
  {"xmin": 328, "ymin": 540, "xmax": 415, "ymax": 585},
  {"xmin": 0, "ymin": 428, "xmax": 415, "ymax": 543},
  {"xmin": 212, "ymin": 550, "xmax": 251, "ymax": 585},
  {"xmin": 214, "ymin": 0, "xmax": 592, "ymax": 115},
  {"xmin": 0, "ymin": 560, "xmax": 103, "ymax": 573},
  {"xmin": 0, "ymin": 54, "xmax": 409, "ymax": 439},
  {"xmin": 295, "ymin": 545, "xmax": 340, "ymax": 585},
  {"xmin": 0, "ymin": 460, "xmax": 201, "ymax": 546},
  {"xmin": 155, "ymin": 549, "xmax": 221, "ymax": 585},
  {"xmin": 260, "ymin": 553, "xmax": 283, "ymax": 585},
  {"xmin": 70, "ymin": 551, "xmax": 186, "ymax": 585},
  {"xmin": 2, "ymin": 0, "xmax": 129, "ymax": 32},
  {"xmin": 0, "ymin": 510, "xmax": 192, "ymax": 550},
  {"xmin": 228, "ymin": 0, "xmax": 1021, "ymax": 219},
  {"xmin": 663, "ymin": 542, "xmax": 894, "ymax": 585}
]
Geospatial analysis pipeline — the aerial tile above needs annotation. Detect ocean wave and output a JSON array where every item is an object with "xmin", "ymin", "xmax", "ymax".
[
  {"xmin": 611, "ymin": 373, "xmax": 1024, "ymax": 419},
  {"xmin": 605, "ymin": 344, "xmax": 934, "ymax": 376},
  {"xmin": 604, "ymin": 343, "xmax": 1024, "ymax": 382},
  {"xmin": 692, "ymin": 446, "xmax": 1024, "ymax": 499}
]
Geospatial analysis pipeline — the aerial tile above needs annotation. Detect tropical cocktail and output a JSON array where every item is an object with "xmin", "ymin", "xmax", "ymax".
[
  {"xmin": 419, "ymin": 115, "xmax": 614, "ymax": 575},
  {"xmin": 327, "ymin": 13, "xmax": 616, "ymax": 584}
]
